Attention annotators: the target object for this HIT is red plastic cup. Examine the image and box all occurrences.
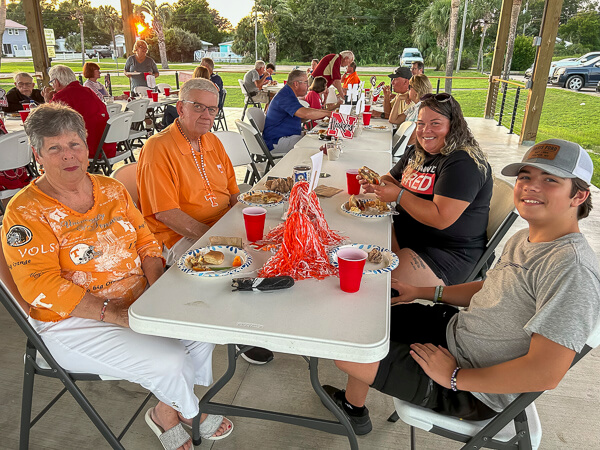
[123,90,130,98]
[283,80,287,85]
[243,207,267,241]
[147,89,153,99]
[21,103,30,111]
[164,87,170,96]
[363,112,372,126]
[346,169,360,195]
[364,104,371,112]
[19,110,30,122]
[152,92,159,102]
[337,248,367,293]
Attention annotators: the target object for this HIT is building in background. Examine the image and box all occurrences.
[2,19,31,57]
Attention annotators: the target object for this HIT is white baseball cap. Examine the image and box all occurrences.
[501,139,593,184]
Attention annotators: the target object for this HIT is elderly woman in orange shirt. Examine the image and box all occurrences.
[2,103,233,450]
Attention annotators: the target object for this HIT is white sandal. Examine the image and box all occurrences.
[145,408,191,450]
[179,412,234,441]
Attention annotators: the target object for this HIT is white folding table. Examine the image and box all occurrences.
[130,145,393,449]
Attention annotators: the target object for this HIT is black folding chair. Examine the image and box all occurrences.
[0,237,153,449]
[213,88,228,131]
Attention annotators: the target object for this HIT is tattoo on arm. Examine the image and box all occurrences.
[409,252,427,271]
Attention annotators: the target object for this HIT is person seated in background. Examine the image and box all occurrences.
[322,138,599,437]
[265,63,277,83]
[4,72,45,112]
[243,60,270,104]
[263,69,332,155]
[201,57,225,109]
[193,65,211,80]
[307,58,319,75]
[411,61,425,76]
[3,103,233,448]
[304,76,341,128]
[82,62,128,101]
[380,66,411,124]
[310,51,354,98]
[395,74,432,145]
[42,65,116,159]
[341,62,360,89]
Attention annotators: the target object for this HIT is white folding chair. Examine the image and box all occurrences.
[213,131,262,192]
[89,111,136,175]
[298,99,309,108]
[125,98,151,146]
[235,120,281,180]
[392,313,600,450]
[106,103,122,117]
[156,83,171,94]
[238,79,262,121]
[246,107,266,133]
[0,131,35,212]
[392,120,416,160]
[111,162,139,206]
[134,86,149,97]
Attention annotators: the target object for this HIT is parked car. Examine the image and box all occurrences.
[524,58,575,79]
[597,80,600,93]
[86,45,113,58]
[551,56,600,90]
[547,52,600,79]
[399,48,423,67]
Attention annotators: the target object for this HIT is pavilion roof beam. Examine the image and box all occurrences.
[120,0,136,58]
[22,0,49,86]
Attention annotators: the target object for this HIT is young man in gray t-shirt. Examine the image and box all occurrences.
[322,139,600,435]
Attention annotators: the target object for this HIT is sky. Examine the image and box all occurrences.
[88,0,253,28]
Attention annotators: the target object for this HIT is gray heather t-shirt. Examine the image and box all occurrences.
[124,55,159,89]
[446,229,600,412]
[243,69,260,96]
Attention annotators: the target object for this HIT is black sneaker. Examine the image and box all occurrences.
[236,345,274,365]
[321,385,373,435]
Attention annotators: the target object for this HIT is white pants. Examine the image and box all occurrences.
[249,91,269,104]
[164,237,196,267]
[272,135,303,155]
[29,316,215,419]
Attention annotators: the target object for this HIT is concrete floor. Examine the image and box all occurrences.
[1,113,600,449]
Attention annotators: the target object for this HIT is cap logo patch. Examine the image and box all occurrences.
[527,144,560,161]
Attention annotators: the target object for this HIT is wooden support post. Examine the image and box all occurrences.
[22,0,50,86]
[484,0,514,119]
[120,0,136,57]
[519,0,564,145]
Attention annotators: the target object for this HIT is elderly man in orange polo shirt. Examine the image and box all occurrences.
[137,78,239,266]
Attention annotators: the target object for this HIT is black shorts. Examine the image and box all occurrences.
[393,220,483,285]
[371,303,497,421]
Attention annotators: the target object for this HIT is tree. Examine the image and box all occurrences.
[445,0,460,93]
[502,0,522,80]
[95,6,121,61]
[232,15,268,60]
[254,0,290,63]
[62,0,92,66]
[170,0,229,45]
[413,0,452,70]
[137,0,171,69]
[559,12,600,50]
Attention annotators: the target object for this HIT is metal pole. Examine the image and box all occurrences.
[498,82,507,126]
[254,2,258,61]
[509,86,521,134]
[436,78,441,94]
[456,0,469,73]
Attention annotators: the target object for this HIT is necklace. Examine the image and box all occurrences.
[175,119,218,207]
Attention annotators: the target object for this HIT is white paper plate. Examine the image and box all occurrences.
[238,190,285,208]
[340,201,395,219]
[178,246,252,277]
[328,244,399,275]
[363,125,390,132]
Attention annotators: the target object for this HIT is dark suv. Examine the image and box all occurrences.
[86,46,113,58]
[551,56,600,90]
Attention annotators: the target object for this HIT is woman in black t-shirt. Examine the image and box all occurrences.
[361,94,492,290]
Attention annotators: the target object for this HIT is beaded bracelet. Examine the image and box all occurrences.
[451,367,461,392]
[100,299,110,322]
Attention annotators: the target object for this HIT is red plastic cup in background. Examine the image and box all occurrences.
[283,80,287,85]
[364,104,371,112]
[337,248,367,293]
[123,90,131,98]
[243,207,267,242]
[346,169,360,195]
[363,112,372,126]
[21,103,30,111]
[152,92,159,102]
[164,87,170,96]
[19,110,30,122]
[146,89,153,99]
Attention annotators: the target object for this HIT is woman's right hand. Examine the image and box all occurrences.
[358,176,376,194]
[391,279,419,305]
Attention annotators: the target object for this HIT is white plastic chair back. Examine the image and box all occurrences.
[111,162,138,206]
[134,86,149,96]
[235,120,266,159]
[106,103,122,117]
[125,98,150,123]
[392,120,416,156]
[0,131,32,171]
[247,107,266,132]
[298,99,309,108]
[487,177,516,240]
[103,111,134,145]
[238,79,251,98]
[325,85,337,104]
[156,83,171,94]
[212,131,253,167]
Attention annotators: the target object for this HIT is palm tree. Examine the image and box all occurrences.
[95,6,121,67]
[137,0,171,69]
[502,0,523,80]
[412,0,451,71]
[445,0,461,93]
[255,0,289,64]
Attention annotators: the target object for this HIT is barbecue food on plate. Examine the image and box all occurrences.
[243,191,284,204]
[265,177,294,194]
[203,250,225,265]
[368,248,383,264]
[358,166,381,185]
[347,196,390,215]
[187,250,225,270]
